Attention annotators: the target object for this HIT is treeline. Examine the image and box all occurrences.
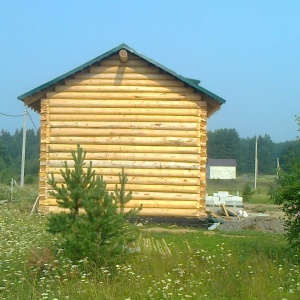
[0,129,40,183]
[208,128,300,175]
[0,127,299,184]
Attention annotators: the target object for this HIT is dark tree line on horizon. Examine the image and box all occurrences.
[208,128,300,175]
[0,127,299,184]
[0,128,40,183]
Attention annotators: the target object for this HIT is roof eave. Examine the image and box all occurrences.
[18,43,226,106]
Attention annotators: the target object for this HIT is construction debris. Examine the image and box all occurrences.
[206,203,249,230]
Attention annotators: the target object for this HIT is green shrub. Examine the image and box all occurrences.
[0,183,10,200]
[47,145,141,266]
[273,153,300,249]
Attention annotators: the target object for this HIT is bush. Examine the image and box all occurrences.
[47,145,142,266]
[273,153,300,249]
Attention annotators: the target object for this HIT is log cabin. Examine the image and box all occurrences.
[18,43,225,219]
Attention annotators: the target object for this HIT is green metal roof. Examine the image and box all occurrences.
[18,43,226,104]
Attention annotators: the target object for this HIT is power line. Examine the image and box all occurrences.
[0,111,39,131]
[27,112,38,132]
[0,112,26,117]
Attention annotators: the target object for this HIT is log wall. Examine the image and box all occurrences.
[39,53,208,217]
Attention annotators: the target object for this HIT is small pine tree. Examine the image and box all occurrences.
[47,145,142,265]
[242,183,254,202]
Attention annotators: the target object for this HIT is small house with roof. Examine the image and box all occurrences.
[207,159,237,180]
[18,44,225,218]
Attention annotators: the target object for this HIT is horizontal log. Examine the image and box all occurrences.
[43,204,202,217]
[109,53,141,60]
[49,174,200,186]
[133,208,203,217]
[47,159,200,170]
[123,200,200,209]
[48,152,200,163]
[50,128,198,138]
[49,183,199,194]
[49,114,199,123]
[65,78,185,87]
[48,107,199,116]
[49,136,199,147]
[47,167,200,178]
[89,66,160,74]
[100,59,149,67]
[75,72,175,81]
[49,121,198,131]
[44,191,200,201]
[49,99,201,109]
[46,91,201,101]
[48,144,200,154]
[54,85,193,94]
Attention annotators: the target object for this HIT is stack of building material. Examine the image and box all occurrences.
[206,191,243,207]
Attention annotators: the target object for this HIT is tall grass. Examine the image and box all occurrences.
[0,186,299,299]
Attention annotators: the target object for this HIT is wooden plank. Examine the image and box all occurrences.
[50,128,198,138]
[226,207,238,217]
[221,203,229,217]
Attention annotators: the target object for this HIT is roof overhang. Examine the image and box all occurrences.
[18,43,226,115]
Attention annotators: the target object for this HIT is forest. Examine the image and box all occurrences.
[208,128,300,174]
[0,128,40,184]
[0,127,299,184]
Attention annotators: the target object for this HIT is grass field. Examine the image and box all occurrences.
[207,175,277,204]
[0,182,299,299]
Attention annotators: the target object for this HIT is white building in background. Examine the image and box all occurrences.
[207,159,237,180]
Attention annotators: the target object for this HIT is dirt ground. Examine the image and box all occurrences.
[141,204,286,234]
[208,203,285,234]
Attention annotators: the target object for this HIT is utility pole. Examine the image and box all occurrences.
[254,137,258,190]
[276,158,280,179]
[20,106,27,188]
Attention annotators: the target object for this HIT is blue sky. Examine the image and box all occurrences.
[1,0,299,142]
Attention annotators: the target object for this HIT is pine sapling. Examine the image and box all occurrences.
[47,145,142,265]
